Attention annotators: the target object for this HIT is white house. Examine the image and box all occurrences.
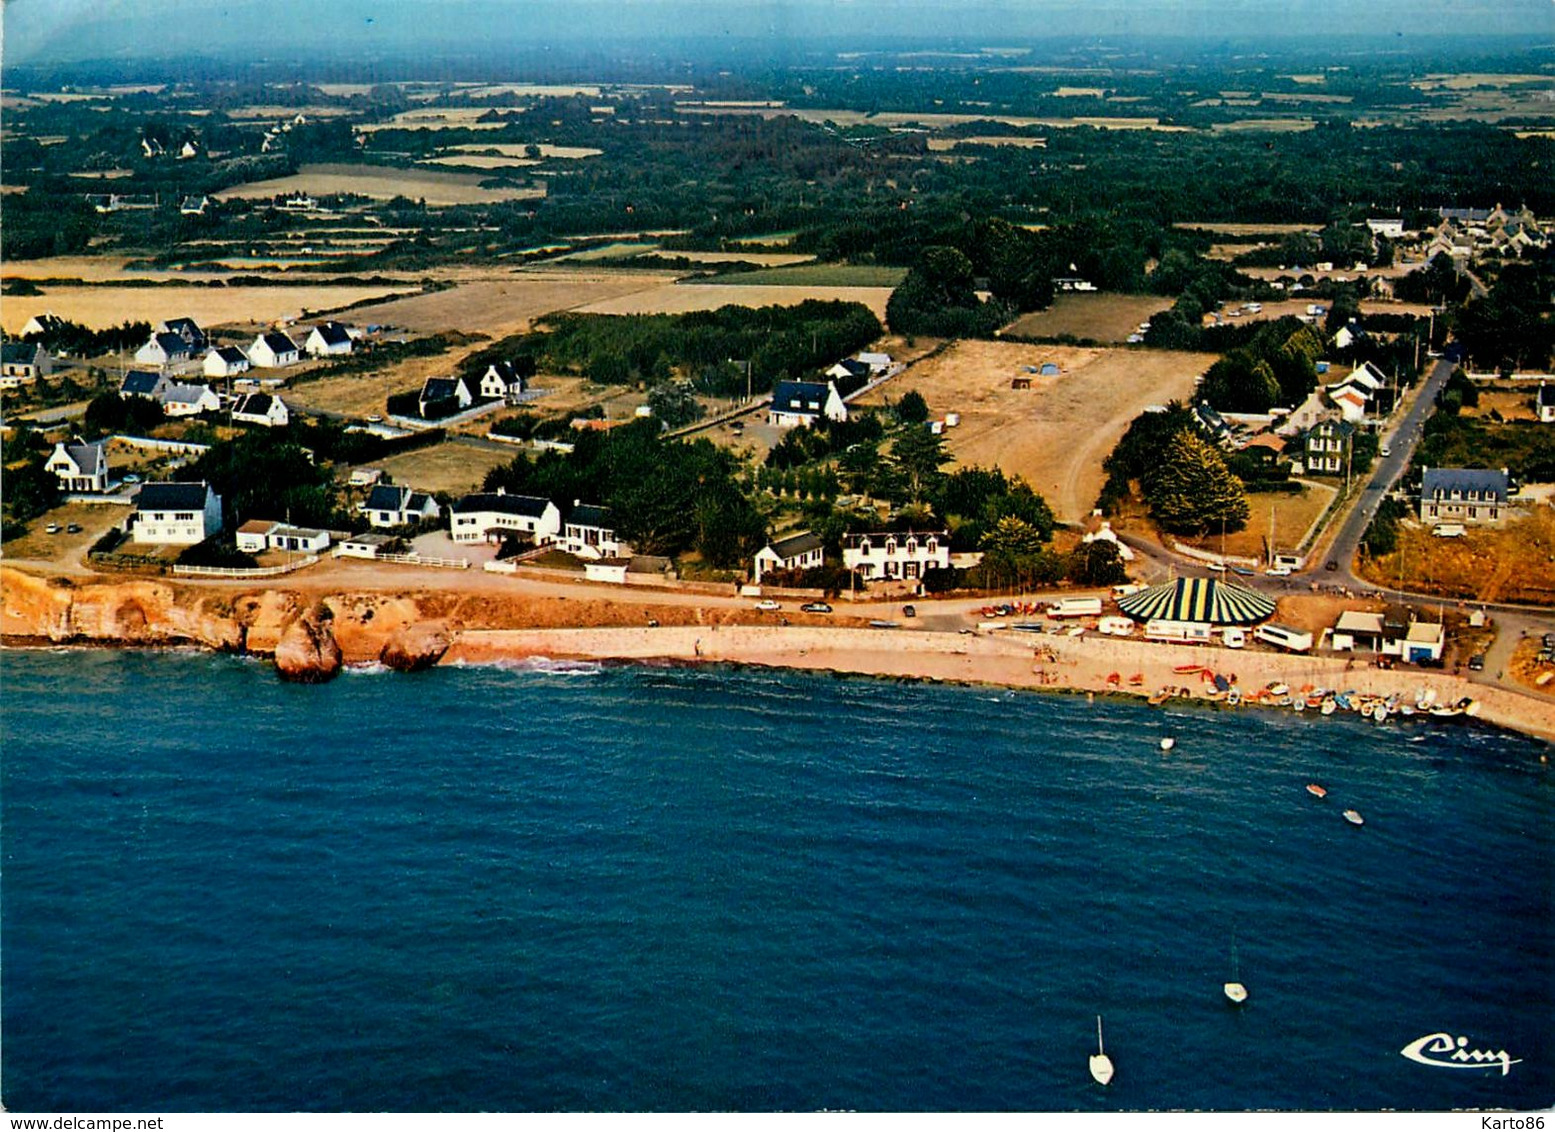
[337,532,395,559]
[158,317,207,351]
[181,195,211,216]
[449,491,562,544]
[768,380,847,428]
[1327,382,1370,423]
[856,352,893,374]
[304,321,354,358]
[1419,467,1509,526]
[131,481,223,545]
[1366,218,1405,238]
[1332,325,1358,351]
[231,392,290,427]
[1081,520,1135,562]
[478,361,529,403]
[159,383,220,417]
[843,530,951,583]
[119,370,168,400]
[1,342,52,387]
[236,519,280,553]
[204,346,250,379]
[361,484,440,529]
[268,524,331,554]
[418,375,477,418]
[45,440,110,494]
[250,331,300,368]
[825,358,871,383]
[134,331,195,368]
[1344,360,1388,392]
[557,503,625,560]
[753,531,825,583]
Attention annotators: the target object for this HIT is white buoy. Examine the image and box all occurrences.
[1160,737,1176,752]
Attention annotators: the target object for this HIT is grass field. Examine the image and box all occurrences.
[575,282,896,320]
[0,284,419,334]
[214,163,545,206]
[444,143,603,159]
[420,155,540,169]
[374,441,519,497]
[854,340,1215,522]
[1358,510,1555,606]
[1001,293,1170,343]
[687,263,903,287]
[1172,481,1337,561]
[342,271,677,337]
[926,136,1048,150]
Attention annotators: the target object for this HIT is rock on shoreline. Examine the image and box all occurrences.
[273,613,343,683]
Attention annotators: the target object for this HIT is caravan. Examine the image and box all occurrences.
[1254,623,1314,653]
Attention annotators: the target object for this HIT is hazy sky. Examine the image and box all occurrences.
[5,0,1555,66]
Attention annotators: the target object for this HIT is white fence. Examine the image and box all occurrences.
[374,552,470,570]
[113,434,212,455]
[173,554,318,578]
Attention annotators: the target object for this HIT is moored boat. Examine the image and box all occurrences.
[1306,783,1328,798]
[1343,809,1365,826]
[1089,1016,1114,1086]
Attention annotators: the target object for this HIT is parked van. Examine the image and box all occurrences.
[1112,583,1148,598]
[1432,524,1466,538]
[1047,597,1104,619]
[1253,623,1314,653]
[1272,553,1304,571]
[1222,627,1247,649]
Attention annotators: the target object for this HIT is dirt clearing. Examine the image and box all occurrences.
[342,271,676,337]
[856,340,1214,522]
[214,163,545,206]
[1003,293,1171,343]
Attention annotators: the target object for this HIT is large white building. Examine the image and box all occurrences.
[843,530,951,583]
[131,482,223,545]
[449,491,562,544]
[46,440,110,494]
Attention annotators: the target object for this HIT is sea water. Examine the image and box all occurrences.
[2,649,1550,1112]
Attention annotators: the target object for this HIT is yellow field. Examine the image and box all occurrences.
[1209,119,1318,133]
[0,284,419,334]
[926,136,1048,150]
[445,143,603,159]
[342,272,677,337]
[420,155,540,169]
[855,340,1215,522]
[374,442,520,497]
[0,255,232,282]
[574,282,894,320]
[214,163,544,206]
[1359,511,1555,607]
[1002,293,1171,343]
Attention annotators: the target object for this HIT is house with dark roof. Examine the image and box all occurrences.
[825,358,871,382]
[1419,467,1510,526]
[768,380,847,428]
[1303,419,1355,476]
[304,321,354,358]
[0,341,52,387]
[204,345,250,379]
[45,440,110,494]
[119,370,169,400]
[360,484,441,529]
[1538,382,1555,424]
[157,318,207,351]
[557,503,625,559]
[478,361,529,404]
[159,382,220,417]
[131,482,223,545]
[449,491,562,544]
[418,375,477,419]
[249,330,300,368]
[842,530,950,585]
[231,392,289,427]
[134,331,195,368]
[753,531,825,583]
[236,519,281,553]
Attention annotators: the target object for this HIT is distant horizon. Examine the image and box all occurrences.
[5,0,1555,70]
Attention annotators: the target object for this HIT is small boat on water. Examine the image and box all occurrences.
[1334,691,1353,711]
[1292,698,1306,713]
[1320,699,1336,716]
[1160,737,1176,752]
[1343,809,1365,826]
[1374,706,1389,723]
[1224,943,1248,1005]
[1267,683,1289,697]
[1429,705,1462,717]
[1359,701,1376,720]
[1306,783,1328,798]
[1089,1016,1115,1086]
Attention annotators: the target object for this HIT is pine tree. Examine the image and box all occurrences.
[1143,429,1250,536]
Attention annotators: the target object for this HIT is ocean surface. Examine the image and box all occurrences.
[2,648,1551,1113]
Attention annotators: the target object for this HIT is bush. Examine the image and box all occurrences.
[176,537,258,569]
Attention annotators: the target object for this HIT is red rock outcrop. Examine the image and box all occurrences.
[273,611,343,683]
[378,621,451,672]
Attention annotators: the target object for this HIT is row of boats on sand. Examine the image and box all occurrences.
[1123,665,1483,723]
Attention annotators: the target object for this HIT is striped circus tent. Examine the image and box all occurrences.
[1116,577,1275,625]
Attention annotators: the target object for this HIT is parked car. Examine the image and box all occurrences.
[1467,654,1486,672]
[1325,560,1339,571]
[1265,565,1292,577]
[1380,444,1391,457]
[800,602,832,614]
[122,474,141,484]
[902,604,916,618]
[1207,562,1227,573]
[66,523,83,534]
[45,523,61,534]
[754,600,781,611]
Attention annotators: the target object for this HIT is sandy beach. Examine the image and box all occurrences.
[445,624,1555,746]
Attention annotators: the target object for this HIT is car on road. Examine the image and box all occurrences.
[1207,562,1227,573]
[45,523,61,534]
[754,600,782,611]
[1265,565,1292,577]
[122,474,141,484]
[366,414,384,423]
[800,602,832,614]
[1380,444,1391,457]
[902,604,916,618]
[1467,654,1486,672]
[66,523,83,533]
[1325,560,1339,571]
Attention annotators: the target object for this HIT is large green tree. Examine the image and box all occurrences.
[1142,430,1250,536]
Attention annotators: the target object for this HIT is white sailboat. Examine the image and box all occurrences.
[1224,942,1248,1005]
[1089,1015,1115,1085]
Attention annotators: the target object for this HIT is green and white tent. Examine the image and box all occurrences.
[1116,577,1275,626]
